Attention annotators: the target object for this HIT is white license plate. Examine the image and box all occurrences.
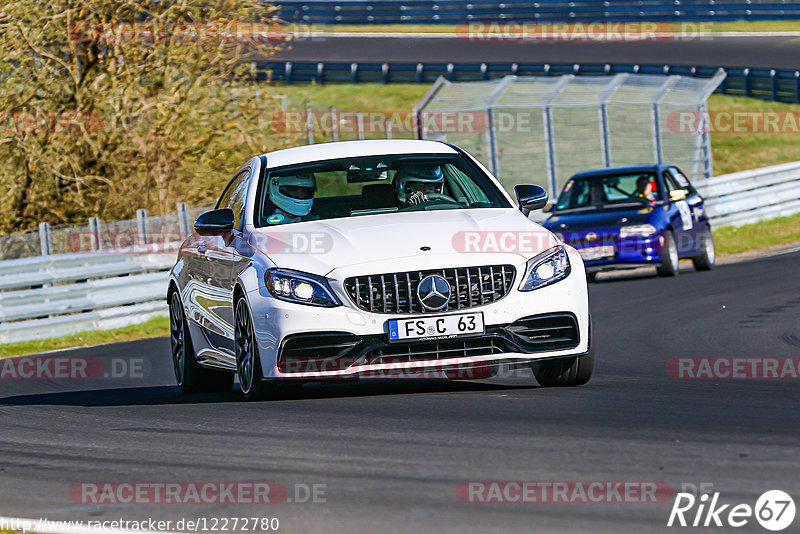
[579,245,615,261]
[388,312,485,342]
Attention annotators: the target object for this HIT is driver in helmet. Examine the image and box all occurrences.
[393,165,445,206]
[265,173,317,225]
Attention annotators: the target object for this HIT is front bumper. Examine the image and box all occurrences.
[244,249,590,379]
[563,231,667,272]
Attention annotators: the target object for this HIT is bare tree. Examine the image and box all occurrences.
[0,0,287,231]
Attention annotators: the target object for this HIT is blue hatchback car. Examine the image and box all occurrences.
[542,164,715,279]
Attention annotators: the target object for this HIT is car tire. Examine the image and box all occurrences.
[656,230,679,277]
[533,331,594,387]
[169,291,234,394]
[235,297,288,401]
[692,227,716,271]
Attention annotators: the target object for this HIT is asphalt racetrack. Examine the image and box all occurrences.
[1,251,799,533]
[277,35,800,70]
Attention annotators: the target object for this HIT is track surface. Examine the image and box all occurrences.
[1,251,799,533]
[278,35,800,69]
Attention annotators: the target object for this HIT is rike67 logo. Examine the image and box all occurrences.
[668,489,795,531]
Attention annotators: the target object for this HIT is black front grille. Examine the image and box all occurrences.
[367,337,503,365]
[344,265,516,314]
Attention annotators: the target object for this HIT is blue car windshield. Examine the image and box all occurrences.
[555,172,660,212]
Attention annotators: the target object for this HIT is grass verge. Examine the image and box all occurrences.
[0,315,169,358]
[712,212,800,256]
[707,94,800,175]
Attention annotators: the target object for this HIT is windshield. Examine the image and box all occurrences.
[255,153,511,226]
[554,171,660,212]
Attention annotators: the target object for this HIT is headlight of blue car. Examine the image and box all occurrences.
[619,224,657,238]
[266,269,342,307]
[519,245,571,291]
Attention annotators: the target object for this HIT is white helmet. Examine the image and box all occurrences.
[394,165,444,204]
[268,174,316,217]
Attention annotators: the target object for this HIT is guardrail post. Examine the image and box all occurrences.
[177,203,190,237]
[446,63,454,81]
[38,222,51,256]
[285,61,293,84]
[89,217,102,251]
[316,62,324,84]
[416,63,424,83]
[382,63,390,84]
[771,70,779,101]
[744,68,751,97]
[795,72,800,104]
[351,62,359,84]
[136,209,149,245]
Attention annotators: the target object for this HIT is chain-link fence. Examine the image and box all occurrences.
[415,72,726,198]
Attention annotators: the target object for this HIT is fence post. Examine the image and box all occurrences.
[651,76,679,165]
[385,119,392,139]
[541,75,574,195]
[136,208,149,245]
[38,222,51,256]
[357,112,365,140]
[88,217,102,251]
[597,74,628,168]
[331,106,339,141]
[306,103,314,144]
[177,203,190,238]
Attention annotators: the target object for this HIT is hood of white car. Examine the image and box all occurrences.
[249,208,558,276]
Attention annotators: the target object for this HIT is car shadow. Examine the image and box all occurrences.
[0,380,537,407]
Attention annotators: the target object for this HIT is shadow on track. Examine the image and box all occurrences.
[0,380,536,407]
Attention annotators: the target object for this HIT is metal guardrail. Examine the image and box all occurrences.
[0,252,174,344]
[695,160,800,227]
[260,61,800,104]
[275,0,800,24]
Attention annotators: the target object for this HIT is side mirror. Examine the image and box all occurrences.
[194,208,235,235]
[514,185,549,216]
[669,189,688,201]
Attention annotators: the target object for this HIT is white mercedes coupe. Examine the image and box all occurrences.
[168,140,593,400]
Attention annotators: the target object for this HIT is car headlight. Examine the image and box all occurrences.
[619,224,657,238]
[265,269,341,307]
[519,245,571,292]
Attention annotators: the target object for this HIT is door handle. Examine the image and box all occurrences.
[197,243,207,254]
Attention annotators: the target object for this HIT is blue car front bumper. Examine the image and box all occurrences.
[560,231,668,272]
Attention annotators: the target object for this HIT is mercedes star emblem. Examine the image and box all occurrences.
[417,275,451,311]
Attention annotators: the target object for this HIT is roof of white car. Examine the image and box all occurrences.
[262,139,457,168]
